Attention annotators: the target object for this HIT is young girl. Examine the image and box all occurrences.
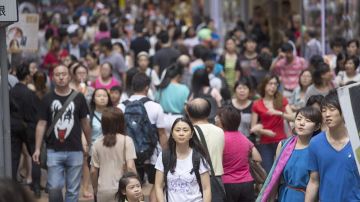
[257,106,322,202]
[154,118,211,202]
[115,172,144,202]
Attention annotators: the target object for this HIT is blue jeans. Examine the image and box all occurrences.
[47,149,83,202]
[257,143,278,173]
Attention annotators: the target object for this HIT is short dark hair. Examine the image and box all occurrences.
[234,77,254,92]
[295,106,322,136]
[0,178,35,202]
[157,31,169,44]
[218,105,241,131]
[16,63,30,81]
[110,85,123,94]
[131,72,151,93]
[330,37,345,49]
[347,39,360,48]
[345,55,360,70]
[306,95,324,107]
[321,89,342,115]
[186,98,211,119]
[309,55,324,68]
[193,45,209,60]
[257,52,272,70]
[312,62,330,86]
[99,21,109,32]
[281,42,294,52]
[100,38,113,50]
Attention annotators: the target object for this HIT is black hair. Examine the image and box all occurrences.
[99,21,109,32]
[166,117,209,173]
[157,63,183,90]
[110,85,123,94]
[16,63,30,81]
[191,69,210,98]
[281,42,294,52]
[344,55,360,70]
[125,67,140,95]
[295,106,322,136]
[233,77,254,92]
[131,72,151,93]
[330,37,346,49]
[157,30,169,44]
[321,89,342,115]
[115,172,142,202]
[312,62,330,86]
[306,95,324,107]
[257,52,272,71]
[346,39,360,48]
[243,35,257,44]
[193,45,209,60]
[110,28,120,38]
[217,105,241,131]
[100,38,113,50]
[309,55,324,68]
[184,26,195,38]
[90,88,113,113]
[0,178,35,202]
[335,52,346,74]
[72,63,88,75]
[186,98,211,119]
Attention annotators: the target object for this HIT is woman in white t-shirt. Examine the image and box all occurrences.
[335,55,360,86]
[154,118,211,202]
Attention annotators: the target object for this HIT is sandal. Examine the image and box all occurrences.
[83,192,94,199]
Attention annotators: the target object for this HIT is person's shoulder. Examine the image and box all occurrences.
[309,131,326,146]
[200,124,224,134]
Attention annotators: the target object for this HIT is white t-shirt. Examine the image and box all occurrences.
[155,149,209,202]
[118,95,167,164]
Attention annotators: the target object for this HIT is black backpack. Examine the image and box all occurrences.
[162,149,202,201]
[123,97,158,165]
[194,87,218,123]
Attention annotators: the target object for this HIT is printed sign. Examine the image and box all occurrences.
[6,14,39,51]
[0,0,18,22]
[338,83,360,175]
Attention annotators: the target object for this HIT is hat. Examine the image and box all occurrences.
[137,51,149,59]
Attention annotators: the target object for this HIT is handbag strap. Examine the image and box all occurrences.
[123,135,126,164]
[194,125,216,177]
[45,90,79,139]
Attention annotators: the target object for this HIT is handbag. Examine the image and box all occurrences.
[194,125,226,202]
[40,91,79,169]
[249,149,267,184]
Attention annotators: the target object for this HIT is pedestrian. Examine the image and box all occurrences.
[115,172,144,202]
[305,90,360,201]
[251,74,294,173]
[118,72,168,202]
[304,63,334,102]
[92,62,121,90]
[289,69,313,111]
[335,55,360,86]
[154,117,211,202]
[32,65,92,202]
[10,63,41,197]
[155,63,189,133]
[258,106,322,201]
[186,98,225,201]
[91,107,137,202]
[216,105,262,202]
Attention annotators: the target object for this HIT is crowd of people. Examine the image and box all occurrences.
[7,1,360,202]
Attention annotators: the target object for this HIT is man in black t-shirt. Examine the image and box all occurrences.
[32,65,91,202]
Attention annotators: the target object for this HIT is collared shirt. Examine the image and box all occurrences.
[273,56,308,91]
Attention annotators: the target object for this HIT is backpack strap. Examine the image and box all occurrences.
[139,96,151,104]
[191,149,203,197]
[123,100,130,106]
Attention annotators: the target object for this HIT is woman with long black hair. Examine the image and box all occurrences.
[154,117,211,202]
[155,63,190,133]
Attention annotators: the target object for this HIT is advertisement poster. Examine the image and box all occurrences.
[338,83,360,175]
[6,13,39,51]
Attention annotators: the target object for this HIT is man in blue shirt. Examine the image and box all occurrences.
[305,90,360,202]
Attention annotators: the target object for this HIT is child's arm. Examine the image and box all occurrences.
[200,172,211,202]
[154,170,165,202]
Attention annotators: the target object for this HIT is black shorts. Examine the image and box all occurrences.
[136,164,156,184]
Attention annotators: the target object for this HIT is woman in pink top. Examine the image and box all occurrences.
[92,62,121,90]
[95,21,110,43]
[216,105,262,202]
